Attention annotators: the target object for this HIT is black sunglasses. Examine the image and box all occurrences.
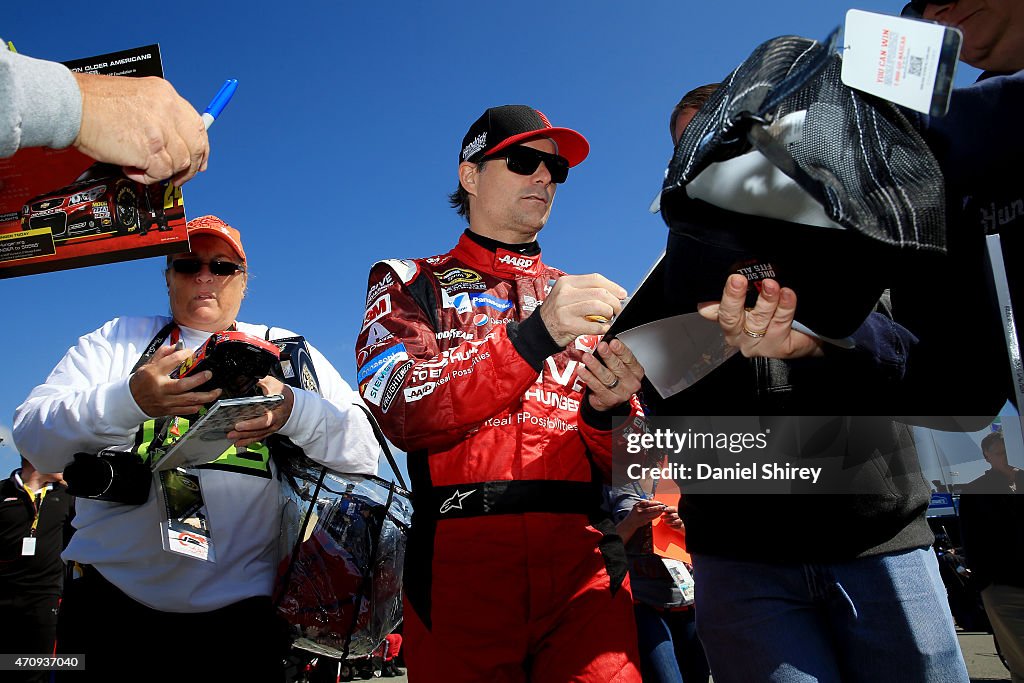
[170,258,246,276]
[492,146,570,184]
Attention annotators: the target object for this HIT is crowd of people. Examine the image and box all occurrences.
[2,0,1023,681]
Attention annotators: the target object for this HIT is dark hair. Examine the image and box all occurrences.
[981,431,1004,455]
[669,83,721,142]
[448,160,487,223]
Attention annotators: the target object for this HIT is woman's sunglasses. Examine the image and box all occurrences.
[493,146,570,184]
[170,258,246,276]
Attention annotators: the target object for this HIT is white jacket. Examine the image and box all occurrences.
[14,315,379,612]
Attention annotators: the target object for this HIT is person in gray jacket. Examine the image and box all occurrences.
[1,45,208,186]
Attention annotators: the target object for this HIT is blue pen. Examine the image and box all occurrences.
[201,79,238,130]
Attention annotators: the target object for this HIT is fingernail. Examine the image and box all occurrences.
[729,275,745,291]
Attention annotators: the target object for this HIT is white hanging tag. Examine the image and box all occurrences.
[841,9,962,116]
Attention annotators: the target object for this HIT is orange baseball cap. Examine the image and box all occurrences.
[185,215,246,262]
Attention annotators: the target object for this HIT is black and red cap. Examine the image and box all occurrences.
[459,105,590,167]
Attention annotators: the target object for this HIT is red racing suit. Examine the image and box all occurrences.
[355,231,641,682]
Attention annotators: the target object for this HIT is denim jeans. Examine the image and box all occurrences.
[634,603,710,683]
[692,547,969,683]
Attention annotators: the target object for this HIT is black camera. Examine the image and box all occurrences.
[64,332,291,506]
[169,330,281,402]
[64,450,151,505]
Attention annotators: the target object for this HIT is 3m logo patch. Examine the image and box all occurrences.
[361,294,392,332]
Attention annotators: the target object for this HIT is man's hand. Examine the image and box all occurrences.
[129,345,222,417]
[616,499,677,542]
[660,504,684,530]
[698,275,824,359]
[579,339,645,411]
[227,376,294,447]
[73,74,209,187]
[540,274,626,347]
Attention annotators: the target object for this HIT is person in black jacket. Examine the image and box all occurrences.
[900,3,1024,675]
[960,430,1024,681]
[0,456,74,683]
[654,83,968,681]
[890,0,1024,422]
[965,432,1024,494]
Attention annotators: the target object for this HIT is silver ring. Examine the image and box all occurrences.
[605,378,620,389]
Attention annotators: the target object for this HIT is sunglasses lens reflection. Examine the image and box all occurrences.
[171,259,243,276]
[171,259,202,274]
[503,148,570,184]
[210,261,243,276]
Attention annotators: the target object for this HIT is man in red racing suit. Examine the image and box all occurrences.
[355,105,644,682]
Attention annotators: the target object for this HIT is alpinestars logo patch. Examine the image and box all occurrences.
[439,488,477,514]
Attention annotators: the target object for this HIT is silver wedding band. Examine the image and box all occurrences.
[605,378,620,389]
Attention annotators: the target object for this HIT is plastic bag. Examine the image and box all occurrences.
[275,473,410,659]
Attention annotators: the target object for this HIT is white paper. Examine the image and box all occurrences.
[617,313,738,398]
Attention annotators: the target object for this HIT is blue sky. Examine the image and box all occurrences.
[0,1,985,480]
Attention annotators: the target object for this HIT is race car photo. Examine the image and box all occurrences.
[19,162,183,244]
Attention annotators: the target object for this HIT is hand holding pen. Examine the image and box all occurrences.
[72,73,236,186]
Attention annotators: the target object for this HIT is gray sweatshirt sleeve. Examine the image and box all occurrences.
[0,46,82,158]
